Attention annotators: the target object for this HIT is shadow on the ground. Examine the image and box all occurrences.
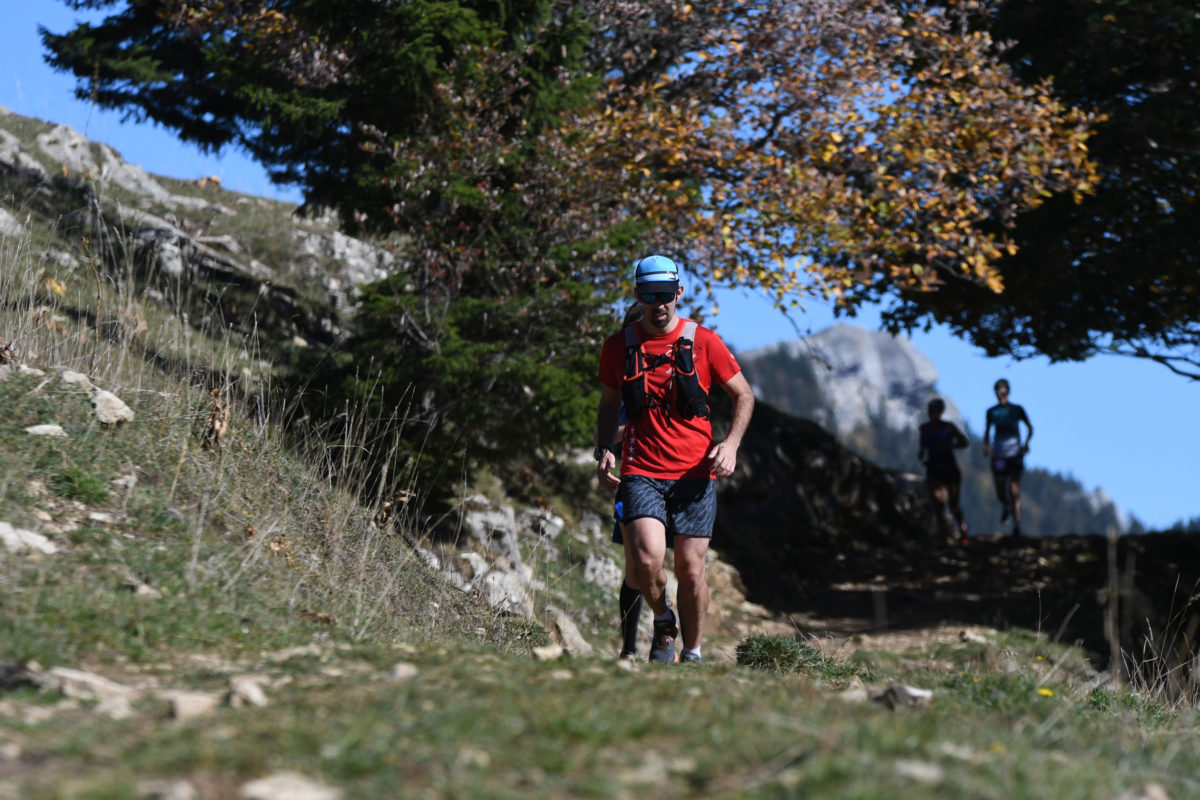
[727,531,1200,672]
[709,395,1200,670]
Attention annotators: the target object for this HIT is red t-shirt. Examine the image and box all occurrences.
[598,319,742,480]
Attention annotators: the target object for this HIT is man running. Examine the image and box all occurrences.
[601,303,673,661]
[983,378,1033,537]
[918,398,969,545]
[595,255,754,664]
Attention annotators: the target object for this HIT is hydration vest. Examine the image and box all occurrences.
[621,320,709,422]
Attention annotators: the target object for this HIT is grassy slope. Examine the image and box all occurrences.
[2,145,1199,797]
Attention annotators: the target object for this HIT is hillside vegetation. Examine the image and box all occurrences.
[2,110,1200,799]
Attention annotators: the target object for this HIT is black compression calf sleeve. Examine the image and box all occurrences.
[619,582,643,654]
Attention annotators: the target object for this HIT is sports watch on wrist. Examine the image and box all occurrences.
[594,446,610,462]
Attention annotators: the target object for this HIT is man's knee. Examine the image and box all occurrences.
[676,561,705,588]
[629,543,663,575]
[673,540,708,584]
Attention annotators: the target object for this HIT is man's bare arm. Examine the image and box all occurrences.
[595,383,623,490]
[595,384,622,451]
[708,371,754,478]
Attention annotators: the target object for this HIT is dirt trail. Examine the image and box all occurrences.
[716,531,1200,668]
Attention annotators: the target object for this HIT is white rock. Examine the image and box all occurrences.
[164,690,220,720]
[122,581,163,599]
[547,606,594,655]
[39,249,78,270]
[36,124,99,175]
[577,510,605,540]
[0,208,27,238]
[0,521,59,554]
[95,694,135,720]
[873,682,934,709]
[532,645,566,661]
[112,472,138,491]
[226,676,269,708]
[463,504,522,565]
[25,424,67,438]
[0,129,49,180]
[240,772,342,800]
[99,143,174,201]
[147,237,186,277]
[518,508,565,540]
[59,369,93,390]
[959,628,990,644]
[413,545,440,571]
[35,124,178,203]
[33,667,138,702]
[478,565,541,616]
[893,759,944,783]
[385,663,419,682]
[90,387,135,424]
[171,194,222,212]
[138,778,198,800]
[196,233,243,253]
[582,552,622,590]
[460,551,490,580]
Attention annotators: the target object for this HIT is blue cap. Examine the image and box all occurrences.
[634,255,679,294]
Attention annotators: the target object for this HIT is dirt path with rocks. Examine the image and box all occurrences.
[710,531,1200,669]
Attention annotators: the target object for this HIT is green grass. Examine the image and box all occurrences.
[4,173,1200,799]
[4,641,1198,799]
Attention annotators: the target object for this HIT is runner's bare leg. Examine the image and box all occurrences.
[627,517,669,614]
[673,534,709,651]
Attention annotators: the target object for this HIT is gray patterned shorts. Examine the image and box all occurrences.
[619,475,716,540]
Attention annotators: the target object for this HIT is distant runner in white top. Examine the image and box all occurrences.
[983,379,1033,537]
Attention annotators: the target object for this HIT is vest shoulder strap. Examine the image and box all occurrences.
[680,320,698,341]
[624,324,640,348]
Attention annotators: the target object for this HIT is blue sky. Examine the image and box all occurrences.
[4,4,1197,530]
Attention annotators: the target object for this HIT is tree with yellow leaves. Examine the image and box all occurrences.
[43,0,1098,494]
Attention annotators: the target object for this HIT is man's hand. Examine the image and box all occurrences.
[707,441,738,478]
[596,450,621,491]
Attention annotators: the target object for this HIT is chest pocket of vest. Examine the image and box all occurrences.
[621,321,709,422]
[673,329,708,419]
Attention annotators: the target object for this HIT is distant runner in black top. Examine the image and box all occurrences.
[918,398,969,545]
[983,378,1033,537]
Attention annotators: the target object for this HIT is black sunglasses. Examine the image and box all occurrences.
[638,290,677,304]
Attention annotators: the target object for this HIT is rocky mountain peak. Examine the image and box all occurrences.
[741,322,964,439]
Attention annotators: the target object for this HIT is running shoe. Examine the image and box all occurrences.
[1011,523,1022,538]
[649,609,679,664]
[619,649,638,661]
[680,651,703,665]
